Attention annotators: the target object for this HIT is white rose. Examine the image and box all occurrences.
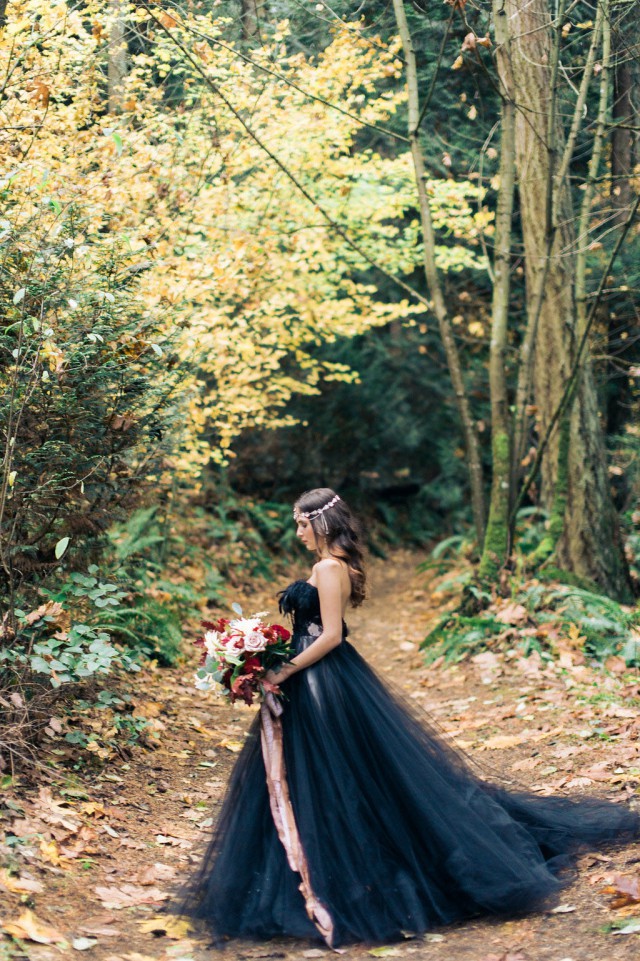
[243,630,267,653]
[204,630,223,657]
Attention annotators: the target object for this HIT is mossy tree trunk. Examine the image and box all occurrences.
[479,0,516,581]
[508,0,632,600]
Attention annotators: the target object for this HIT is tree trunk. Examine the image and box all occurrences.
[607,9,639,431]
[611,11,636,225]
[508,0,631,599]
[108,1,128,115]
[391,0,485,545]
[479,0,516,580]
[241,0,268,40]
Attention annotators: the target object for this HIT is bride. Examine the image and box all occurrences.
[173,488,640,948]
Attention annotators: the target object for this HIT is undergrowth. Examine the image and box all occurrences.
[421,511,640,667]
[421,581,640,667]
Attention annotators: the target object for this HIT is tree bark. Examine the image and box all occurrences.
[108,1,128,115]
[607,7,639,431]
[479,0,516,580]
[508,0,631,599]
[611,15,635,224]
[241,0,268,40]
[391,0,485,545]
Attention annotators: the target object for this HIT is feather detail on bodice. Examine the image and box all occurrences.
[278,579,349,638]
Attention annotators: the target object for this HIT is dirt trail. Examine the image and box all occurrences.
[3,550,640,961]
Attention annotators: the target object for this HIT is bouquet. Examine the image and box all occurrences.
[193,605,293,706]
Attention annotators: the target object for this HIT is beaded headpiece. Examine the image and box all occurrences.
[293,494,341,534]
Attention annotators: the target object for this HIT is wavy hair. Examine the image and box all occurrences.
[294,488,366,607]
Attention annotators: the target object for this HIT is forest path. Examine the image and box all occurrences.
[3,550,640,961]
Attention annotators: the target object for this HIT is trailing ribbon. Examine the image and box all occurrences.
[260,692,335,948]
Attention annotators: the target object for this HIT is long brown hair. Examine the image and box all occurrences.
[294,488,366,607]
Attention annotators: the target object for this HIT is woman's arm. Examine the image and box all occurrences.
[266,560,344,684]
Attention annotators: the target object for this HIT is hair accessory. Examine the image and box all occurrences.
[293,494,341,533]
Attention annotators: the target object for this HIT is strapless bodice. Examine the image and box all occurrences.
[278,579,348,642]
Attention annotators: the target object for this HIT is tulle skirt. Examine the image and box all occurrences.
[171,637,640,946]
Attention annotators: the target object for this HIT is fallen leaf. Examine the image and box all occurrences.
[94,884,168,909]
[119,954,161,961]
[79,925,122,937]
[480,954,528,961]
[155,835,192,848]
[0,868,44,894]
[604,873,640,908]
[550,903,576,913]
[603,705,637,719]
[73,937,98,950]
[495,603,527,625]
[135,862,177,885]
[564,777,593,789]
[80,801,107,817]
[24,601,64,625]
[481,734,524,750]
[605,656,627,674]
[39,839,67,866]
[612,918,640,935]
[218,739,244,752]
[2,908,66,944]
[512,757,542,772]
[137,915,192,939]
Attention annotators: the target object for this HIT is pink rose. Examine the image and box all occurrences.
[243,631,268,653]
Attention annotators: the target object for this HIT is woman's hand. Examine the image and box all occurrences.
[264,663,296,688]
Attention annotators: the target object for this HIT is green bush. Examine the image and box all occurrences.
[0,201,188,612]
[0,190,189,767]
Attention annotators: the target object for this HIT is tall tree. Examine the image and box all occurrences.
[108,0,128,114]
[610,8,639,224]
[478,0,516,580]
[391,0,486,545]
[507,0,631,599]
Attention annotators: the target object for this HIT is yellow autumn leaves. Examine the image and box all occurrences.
[2,1,493,478]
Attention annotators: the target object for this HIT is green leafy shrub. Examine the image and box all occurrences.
[421,613,505,663]
[0,193,189,767]
[0,197,189,614]
[421,578,640,666]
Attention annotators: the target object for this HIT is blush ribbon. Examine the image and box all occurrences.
[260,692,335,948]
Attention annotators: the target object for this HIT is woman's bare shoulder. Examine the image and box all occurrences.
[313,558,350,594]
[313,557,343,573]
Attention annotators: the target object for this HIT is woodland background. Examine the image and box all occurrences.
[1,0,640,770]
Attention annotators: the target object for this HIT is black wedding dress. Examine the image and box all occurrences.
[173,579,640,947]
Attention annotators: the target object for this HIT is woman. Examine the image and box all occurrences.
[174,488,640,948]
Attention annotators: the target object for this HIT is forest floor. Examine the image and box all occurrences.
[2,549,640,961]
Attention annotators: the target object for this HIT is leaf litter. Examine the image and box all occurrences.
[1,550,639,959]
